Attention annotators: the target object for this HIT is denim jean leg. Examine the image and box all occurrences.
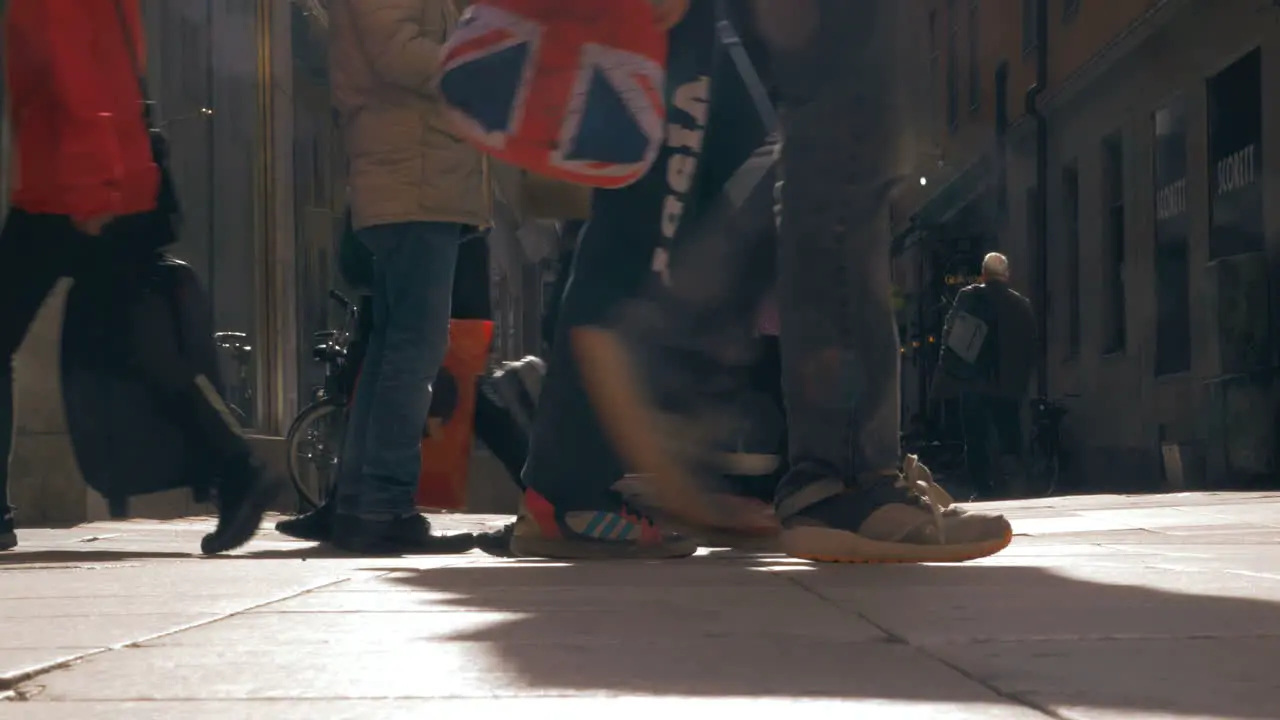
[336,221,461,519]
[767,0,908,510]
[333,278,385,515]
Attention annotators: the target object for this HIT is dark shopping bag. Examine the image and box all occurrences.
[59,1,219,517]
[62,256,227,517]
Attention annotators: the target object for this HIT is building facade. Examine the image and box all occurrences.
[896,0,1280,491]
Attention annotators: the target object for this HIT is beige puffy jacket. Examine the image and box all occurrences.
[330,0,490,230]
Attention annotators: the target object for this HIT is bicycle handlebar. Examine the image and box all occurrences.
[329,289,351,309]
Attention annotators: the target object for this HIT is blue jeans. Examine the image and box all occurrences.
[335,221,462,519]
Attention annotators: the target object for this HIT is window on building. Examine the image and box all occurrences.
[968,0,980,112]
[1153,95,1191,376]
[1022,0,1038,54]
[1101,133,1127,355]
[1207,48,1263,259]
[1063,0,1080,22]
[946,0,959,130]
[928,10,939,130]
[1062,162,1081,358]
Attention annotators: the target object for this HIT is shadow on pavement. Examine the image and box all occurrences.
[366,553,1280,717]
[0,544,360,565]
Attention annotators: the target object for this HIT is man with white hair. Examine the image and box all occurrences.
[936,252,1038,498]
[982,252,1010,279]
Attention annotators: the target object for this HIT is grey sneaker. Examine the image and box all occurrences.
[779,455,1010,564]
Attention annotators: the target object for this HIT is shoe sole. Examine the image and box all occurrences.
[274,525,331,543]
[331,532,481,557]
[201,476,283,555]
[273,515,333,543]
[780,526,1014,564]
[510,533,698,560]
[572,328,779,542]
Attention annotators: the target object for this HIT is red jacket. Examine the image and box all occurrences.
[5,0,159,221]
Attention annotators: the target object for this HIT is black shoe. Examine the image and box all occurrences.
[0,507,15,552]
[475,521,515,557]
[330,513,480,556]
[201,465,283,555]
[275,500,335,542]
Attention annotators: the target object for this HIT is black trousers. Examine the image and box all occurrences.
[960,392,1023,496]
[0,209,253,512]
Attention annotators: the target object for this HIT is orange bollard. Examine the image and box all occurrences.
[416,319,495,510]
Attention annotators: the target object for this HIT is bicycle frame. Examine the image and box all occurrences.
[311,290,362,404]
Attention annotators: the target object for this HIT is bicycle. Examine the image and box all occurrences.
[284,290,362,510]
[213,331,254,426]
[1026,396,1069,497]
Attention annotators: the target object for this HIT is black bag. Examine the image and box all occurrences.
[60,1,221,517]
[62,258,225,516]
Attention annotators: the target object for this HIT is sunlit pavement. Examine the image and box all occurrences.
[3,493,1280,719]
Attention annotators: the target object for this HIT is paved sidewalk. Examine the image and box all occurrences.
[2,493,1280,719]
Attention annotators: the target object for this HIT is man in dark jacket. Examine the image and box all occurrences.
[936,253,1037,498]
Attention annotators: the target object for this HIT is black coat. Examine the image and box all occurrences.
[934,280,1037,400]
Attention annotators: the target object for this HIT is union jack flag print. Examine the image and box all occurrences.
[439,0,668,189]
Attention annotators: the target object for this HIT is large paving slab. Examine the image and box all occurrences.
[1,495,1279,718]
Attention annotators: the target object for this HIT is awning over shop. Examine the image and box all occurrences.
[913,152,993,228]
[892,151,993,258]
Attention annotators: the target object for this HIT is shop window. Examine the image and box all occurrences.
[928,10,939,131]
[1061,162,1081,359]
[1207,48,1263,260]
[1101,132,1127,355]
[1153,95,1191,376]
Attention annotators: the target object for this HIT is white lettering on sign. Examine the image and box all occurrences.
[1216,144,1257,196]
[1155,178,1186,221]
[653,76,711,282]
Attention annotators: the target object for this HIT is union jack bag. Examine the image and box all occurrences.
[438,0,668,189]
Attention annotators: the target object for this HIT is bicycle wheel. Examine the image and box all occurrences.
[1026,441,1059,498]
[285,399,345,510]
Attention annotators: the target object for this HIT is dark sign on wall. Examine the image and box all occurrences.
[1207,48,1263,260]
[1153,94,1191,376]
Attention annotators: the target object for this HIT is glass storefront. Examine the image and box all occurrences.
[142,0,270,429]
[1,1,306,435]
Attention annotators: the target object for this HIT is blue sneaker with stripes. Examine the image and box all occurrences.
[508,488,698,559]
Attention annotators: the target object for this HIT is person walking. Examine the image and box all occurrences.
[579,0,1013,564]
[504,0,778,559]
[936,252,1038,498]
[0,0,279,554]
